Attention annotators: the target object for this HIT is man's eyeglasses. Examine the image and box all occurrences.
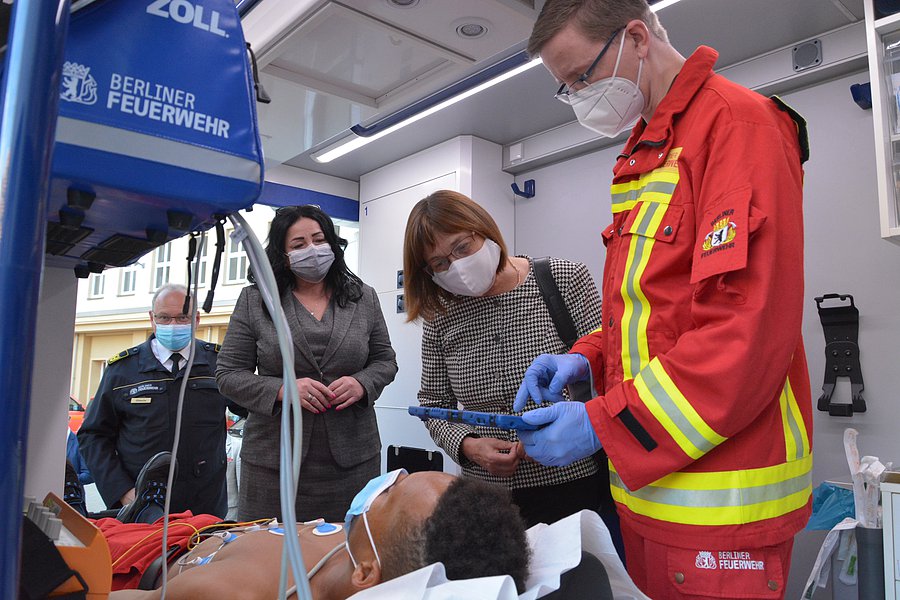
[153,314,192,325]
[425,233,480,274]
[555,27,623,102]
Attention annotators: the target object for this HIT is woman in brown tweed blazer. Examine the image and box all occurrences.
[216,205,397,522]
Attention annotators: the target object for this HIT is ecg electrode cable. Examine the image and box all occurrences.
[228,213,310,600]
[159,231,205,600]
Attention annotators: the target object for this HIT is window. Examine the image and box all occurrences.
[118,265,137,296]
[153,243,172,291]
[88,359,106,400]
[334,218,360,275]
[87,273,105,298]
[224,229,248,284]
[194,238,210,288]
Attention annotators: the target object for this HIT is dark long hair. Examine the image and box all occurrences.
[248,205,363,307]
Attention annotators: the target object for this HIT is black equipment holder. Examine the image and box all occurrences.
[386,445,443,473]
[815,293,866,416]
[19,516,88,600]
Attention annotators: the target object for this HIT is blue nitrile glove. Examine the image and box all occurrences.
[518,402,602,467]
[513,353,590,411]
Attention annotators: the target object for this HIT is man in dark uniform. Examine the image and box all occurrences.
[79,283,236,518]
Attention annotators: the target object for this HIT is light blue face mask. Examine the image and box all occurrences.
[155,323,192,351]
[344,469,406,568]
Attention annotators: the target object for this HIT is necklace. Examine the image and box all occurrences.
[294,289,328,318]
[512,259,523,287]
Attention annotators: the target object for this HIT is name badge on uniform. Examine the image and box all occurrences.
[126,382,165,396]
[130,397,152,404]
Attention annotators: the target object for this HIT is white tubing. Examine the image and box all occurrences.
[228,213,311,600]
[160,232,206,599]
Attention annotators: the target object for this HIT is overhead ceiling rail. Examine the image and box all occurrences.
[310,49,542,162]
[351,50,531,137]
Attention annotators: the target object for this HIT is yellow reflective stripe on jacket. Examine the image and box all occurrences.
[633,359,727,459]
[614,158,680,380]
[620,201,666,378]
[779,375,810,461]
[609,454,813,526]
[610,170,680,214]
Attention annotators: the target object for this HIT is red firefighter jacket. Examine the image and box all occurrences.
[573,46,813,548]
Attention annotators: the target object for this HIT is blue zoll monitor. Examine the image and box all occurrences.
[48,0,264,270]
[408,406,541,431]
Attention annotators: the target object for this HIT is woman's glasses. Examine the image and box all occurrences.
[425,233,480,274]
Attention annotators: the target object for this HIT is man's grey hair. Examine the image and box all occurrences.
[151,283,188,311]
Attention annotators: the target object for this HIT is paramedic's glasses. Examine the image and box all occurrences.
[425,233,480,274]
[153,314,192,324]
[554,27,623,102]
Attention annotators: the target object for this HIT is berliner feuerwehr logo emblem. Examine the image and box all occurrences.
[701,217,737,252]
[695,551,718,569]
[60,61,98,105]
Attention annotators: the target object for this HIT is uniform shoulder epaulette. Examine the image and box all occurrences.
[203,342,221,353]
[107,347,138,365]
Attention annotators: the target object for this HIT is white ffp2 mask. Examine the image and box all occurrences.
[566,30,645,137]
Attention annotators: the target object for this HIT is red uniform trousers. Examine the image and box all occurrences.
[621,520,793,599]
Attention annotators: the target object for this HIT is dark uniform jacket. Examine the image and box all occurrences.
[78,337,231,517]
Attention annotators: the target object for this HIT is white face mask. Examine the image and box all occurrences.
[431,238,501,297]
[565,30,645,137]
[287,243,335,283]
[344,469,406,568]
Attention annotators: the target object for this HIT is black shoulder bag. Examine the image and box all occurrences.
[531,257,592,401]
[531,257,612,492]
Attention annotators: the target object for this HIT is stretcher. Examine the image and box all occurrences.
[349,510,648,600]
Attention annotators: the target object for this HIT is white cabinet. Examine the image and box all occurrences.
[360,173,457,294]
[864,0,900,242]
[882,479,900,598]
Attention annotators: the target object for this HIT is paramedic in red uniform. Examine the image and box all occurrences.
[513,1,812,598]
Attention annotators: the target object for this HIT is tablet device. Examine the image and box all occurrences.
[408,406,541,431]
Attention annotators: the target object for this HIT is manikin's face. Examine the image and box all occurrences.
[346,471,454,560]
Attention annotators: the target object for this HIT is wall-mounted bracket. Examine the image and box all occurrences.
[815,293,866,417]
[511,179,535,198]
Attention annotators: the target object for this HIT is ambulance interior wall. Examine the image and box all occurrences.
[24,266,77,504]
[510,71,894,600]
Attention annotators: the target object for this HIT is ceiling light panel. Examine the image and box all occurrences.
[264,2,472,105]
[342,0,538,58]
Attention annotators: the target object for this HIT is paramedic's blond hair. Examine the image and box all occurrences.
[527,0,668,58]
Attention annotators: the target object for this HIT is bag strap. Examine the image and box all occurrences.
[532,257,592,403]
[533,257,579,349]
